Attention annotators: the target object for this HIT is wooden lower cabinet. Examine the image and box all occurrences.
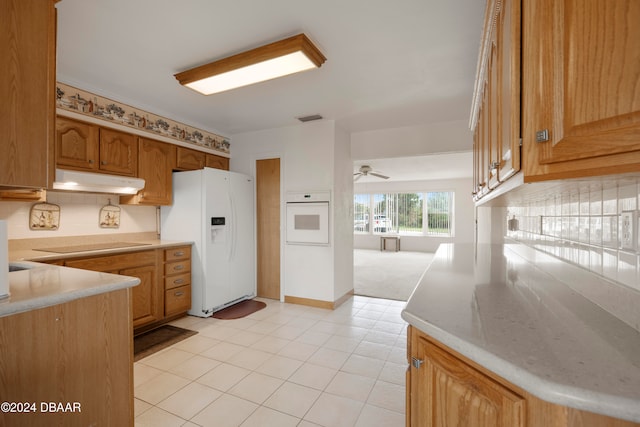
[125,263,161,328]
[63,246,192,332]
[163,245,192,317]
[407,326,640,427]
[408,326,524,427]
[0,288,134,426]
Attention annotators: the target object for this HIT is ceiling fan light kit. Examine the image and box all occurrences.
[354,165,390,181]
[174,33,326,95]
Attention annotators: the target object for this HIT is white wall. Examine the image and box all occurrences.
[230,120,352,303]
[353,178,475,252]
[0,192,157,240]
[332,125,354,300]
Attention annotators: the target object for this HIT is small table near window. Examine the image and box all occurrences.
[380,235,401,252]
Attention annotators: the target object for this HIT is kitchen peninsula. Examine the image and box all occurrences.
[402,243,640,426]
[1,261,138,426]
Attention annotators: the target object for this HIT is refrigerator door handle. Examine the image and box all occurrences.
[228,193,235,262]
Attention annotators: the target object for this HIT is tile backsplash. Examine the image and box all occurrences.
[505,180,640,292]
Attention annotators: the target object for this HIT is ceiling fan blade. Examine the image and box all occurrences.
[354,174,363,182]
[370,172,389,179]
[353,172,362,176]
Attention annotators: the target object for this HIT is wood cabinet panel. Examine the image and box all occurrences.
[126,264,161,327]
[165,245,191,262]
[0,289,133,426]
[165,259,190,276]
[65,250,157,271]
[55,116,100,171]
[471,0,521,201]
[522,0,640,181]
[64,250,162,330]
[163,246,192,316]
[165,285,191,316]
[176,146,205,170]
[206,153,230,170]
[120,137,175,206]
[407,326,640,427]
[55,116,139,177]
[409,326,524,427]
[0,0,56,188]
[165,272,191,290]
[98,127,137,176]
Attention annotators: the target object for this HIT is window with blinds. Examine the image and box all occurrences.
[354,191,453,237]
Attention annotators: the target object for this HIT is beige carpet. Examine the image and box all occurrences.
[354,249,435,301]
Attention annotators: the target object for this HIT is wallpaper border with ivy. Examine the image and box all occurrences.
[56,82,230,154]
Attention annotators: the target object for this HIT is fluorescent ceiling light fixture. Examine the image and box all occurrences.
[175,33,326,95]
[53,169,145,194]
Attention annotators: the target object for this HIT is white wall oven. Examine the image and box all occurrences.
[285,191,330,245]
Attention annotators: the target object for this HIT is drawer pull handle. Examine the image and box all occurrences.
[173,278,184,285]
[173,251,185,257]
[174,291,184,297]
[173,265,184,270]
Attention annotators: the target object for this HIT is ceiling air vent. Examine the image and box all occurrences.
[297,114,323,123]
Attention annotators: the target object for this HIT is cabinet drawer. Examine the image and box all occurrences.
[165,259,190,275]
[165,246,191,262]
[165,285,191,316]
[165,272,191,290]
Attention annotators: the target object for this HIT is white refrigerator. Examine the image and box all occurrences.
[160,167,255,317]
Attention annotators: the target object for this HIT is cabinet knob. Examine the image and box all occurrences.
[411,357,423,369]
[101,161,107,165]
[173,264,184,271]
[88,159,94,164]
[536,129,550,143]
[174,291,184,297]
[173,251,185,257]
[173,278,184,285]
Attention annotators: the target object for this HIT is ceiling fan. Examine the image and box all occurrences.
[354,165,389,181]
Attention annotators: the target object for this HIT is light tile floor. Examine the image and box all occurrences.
[134,296,407,427]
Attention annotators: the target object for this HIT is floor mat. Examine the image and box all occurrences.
[134,325,197,361]
[212,299,266,320]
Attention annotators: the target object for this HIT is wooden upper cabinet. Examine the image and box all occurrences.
[175,146,206,170]
[98,127,137,176]
[55,116,137,176]
[56,117,100,171]
[495,0,521,182]
[471,0,521,201]
[0,0,56,188]
[206,153,230,170]
[121,137,175,206]
[522,0,640,181]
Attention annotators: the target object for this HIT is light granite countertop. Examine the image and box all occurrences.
[9,235,192,263]
[402,243,640,423]
[1,261,139,318]
[3,233,193,318]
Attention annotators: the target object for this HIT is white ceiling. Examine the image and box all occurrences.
[55,0,484,181]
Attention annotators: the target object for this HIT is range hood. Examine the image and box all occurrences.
[53,169,145,194]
